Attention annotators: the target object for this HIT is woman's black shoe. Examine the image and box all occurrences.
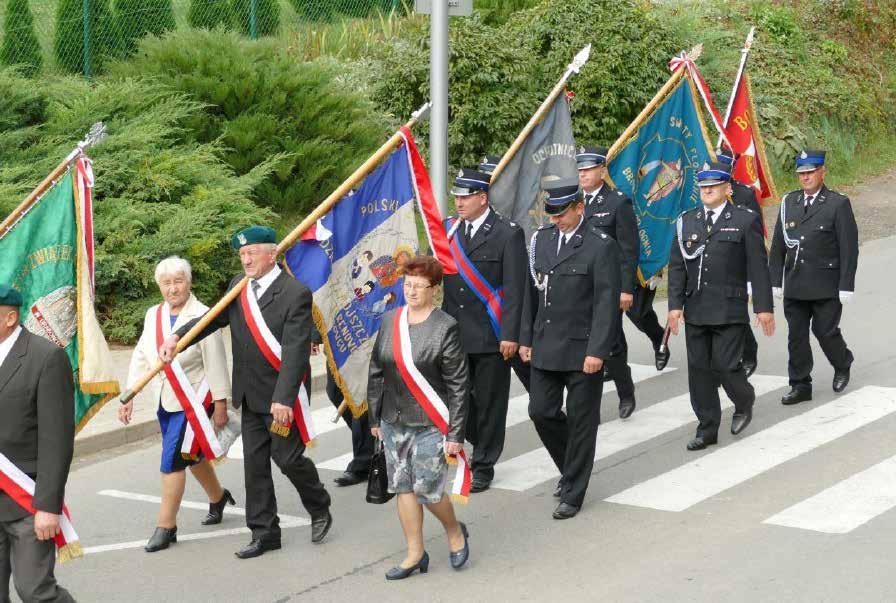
[202,489,236,526]
[450,523,470,569]
[144,526,177,552]
[386,551,429,580]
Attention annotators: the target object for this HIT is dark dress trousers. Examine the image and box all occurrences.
[520,222,621,508]
[730,180,763,362]
[442,210,528,481]
[668,203,773,440]
[0,328,75,603]
[178,269,330,543]
[585,184,639,400]
[768,186,858,387]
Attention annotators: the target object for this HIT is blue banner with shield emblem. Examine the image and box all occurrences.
[608,75,715,283]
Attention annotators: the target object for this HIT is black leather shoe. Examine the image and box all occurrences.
[618,397,636,419]
[833,367,850,393]
[552,502,580,520]
[655,346,670,371]
[470,477,491,493]
[742,359,757,378]
[449,523,470,569]
[686,436,718,451]
[311,511,333,544]
[202,489,235,525]
[731,408,753,435]
[385,551,429,580]
[144,526,177,553]
[235,538,281,559]
[781,387,812,405]
[334,471,368,487]
[552,479,564,498]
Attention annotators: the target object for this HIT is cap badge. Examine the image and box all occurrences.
[237,233,247,245]
[800,151,808,159]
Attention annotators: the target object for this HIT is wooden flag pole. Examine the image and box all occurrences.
[119,102,433,405]
[489,44,592,185]
[716,27,756,150]
[0,123,107,240]
[606,44,703,163]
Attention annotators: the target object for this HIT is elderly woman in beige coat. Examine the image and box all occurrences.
[120,256,235,553]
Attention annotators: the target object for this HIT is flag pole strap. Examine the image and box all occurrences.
[119,103,433,405]
[0,123,106,240]
[489,45,592,184]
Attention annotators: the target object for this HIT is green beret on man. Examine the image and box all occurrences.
[231,225,277,250]
[0,284,23,307]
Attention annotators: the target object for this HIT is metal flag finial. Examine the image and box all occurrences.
[78,122,107,151]
[569,44,592,75]
[412,102,432,122]
[688,44,704,62]
[745,26,756,50]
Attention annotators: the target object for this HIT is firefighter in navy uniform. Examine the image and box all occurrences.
[667,163,775,451]
[478,154,533,393]
[769,150,858,405]
[576,146,639,419]
[441,168,529,493]
[718,150,763,377]
[519,178,621,519]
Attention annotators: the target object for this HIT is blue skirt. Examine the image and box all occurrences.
[157,404,200,474]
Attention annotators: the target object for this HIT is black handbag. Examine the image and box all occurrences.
[366,439,395,504]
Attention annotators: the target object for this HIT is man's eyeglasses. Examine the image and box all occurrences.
[403,282,433,291]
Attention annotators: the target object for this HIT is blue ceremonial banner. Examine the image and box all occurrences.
[608,75,715,283]
[285,147,420,416]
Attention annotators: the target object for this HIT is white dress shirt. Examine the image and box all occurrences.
[252,264,282,300]
[557,217,584,253]
[584,183,604,205]
[0,326,22,369]
[464,207,491,240]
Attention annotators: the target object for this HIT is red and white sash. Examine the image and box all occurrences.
[155,304,223,461]
[392,306,471,502]
[239,286,316,445]
[0,452,81,562]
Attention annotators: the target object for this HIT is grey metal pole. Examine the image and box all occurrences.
[429,0,449,215]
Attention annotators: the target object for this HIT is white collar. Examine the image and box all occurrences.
[0,325,23,368]
[703,204,724,218]
[585,183,604,200]
[559,216,584,242]
[251,264,282,299]
[465,207,491,237]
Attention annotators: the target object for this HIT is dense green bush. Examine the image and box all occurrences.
[54,0,121,74]
[232,0,280,37]
[188,0,233,30]
[1,0,43,77]
[0,70,276,341]
[116,0,176,56]
[110,30,390,225]
[288,0,404,22]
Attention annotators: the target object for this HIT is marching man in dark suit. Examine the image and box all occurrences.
[668,163,775,451]
[160,226,332,559]
[769,150,859,404]
[577,146,640,418]
[0,284,76,602]
[519,178,621,519]
[718,149,764,377]
[442,168,528,493]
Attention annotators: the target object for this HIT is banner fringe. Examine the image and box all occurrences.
[311,304,368,419]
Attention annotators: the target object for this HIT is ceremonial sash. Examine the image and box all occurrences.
[0,453,81,562]
[445,218,504,340]
[155,304,223,461]
[239,286,316,445]
[392,306,471,502]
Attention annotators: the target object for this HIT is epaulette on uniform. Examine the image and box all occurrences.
[538,223,554,231]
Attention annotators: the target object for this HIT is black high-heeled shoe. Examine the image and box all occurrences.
[450,523,470,569]
[385,551,429,580]
[144,526,177,553]
[202,489,235,526]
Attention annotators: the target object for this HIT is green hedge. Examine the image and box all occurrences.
[1,0,42,77]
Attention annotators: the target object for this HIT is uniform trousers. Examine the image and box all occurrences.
[626,284,665,349]
[528,367,603,508]
[326,368,374,475]
[240,406,331,543]
[605,310,635,400]
[0,515,74,603]
[509,354,531,392]
[684,323,755,440]
[783,297,853,388]
[743,326,758,364]
[464,352,511,481]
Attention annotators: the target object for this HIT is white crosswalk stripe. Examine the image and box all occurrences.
[491,374,787,492]
[315,363,674,472]
[605,386,896,512]
[763,452,896,534]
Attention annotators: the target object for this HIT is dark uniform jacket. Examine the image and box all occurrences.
[0,328,75,521]
[178,268,312,415]
[520,221,622,372]
[669,202,773,325]
[442,210,528,354]
[367,309,468,443]
[584,184,639,294]
[730,180,762,214]
[768,186,859,300]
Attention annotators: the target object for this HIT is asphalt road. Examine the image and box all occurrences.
[52,234,896,603]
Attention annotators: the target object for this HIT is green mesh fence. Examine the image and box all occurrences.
[0,0,405,77]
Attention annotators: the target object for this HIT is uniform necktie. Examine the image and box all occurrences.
[706,210,716,233]
[466,222,473,243]
[804,194,814,214]
[585,193,594,205]
[557,233,568,256]
[251,279,261,301]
